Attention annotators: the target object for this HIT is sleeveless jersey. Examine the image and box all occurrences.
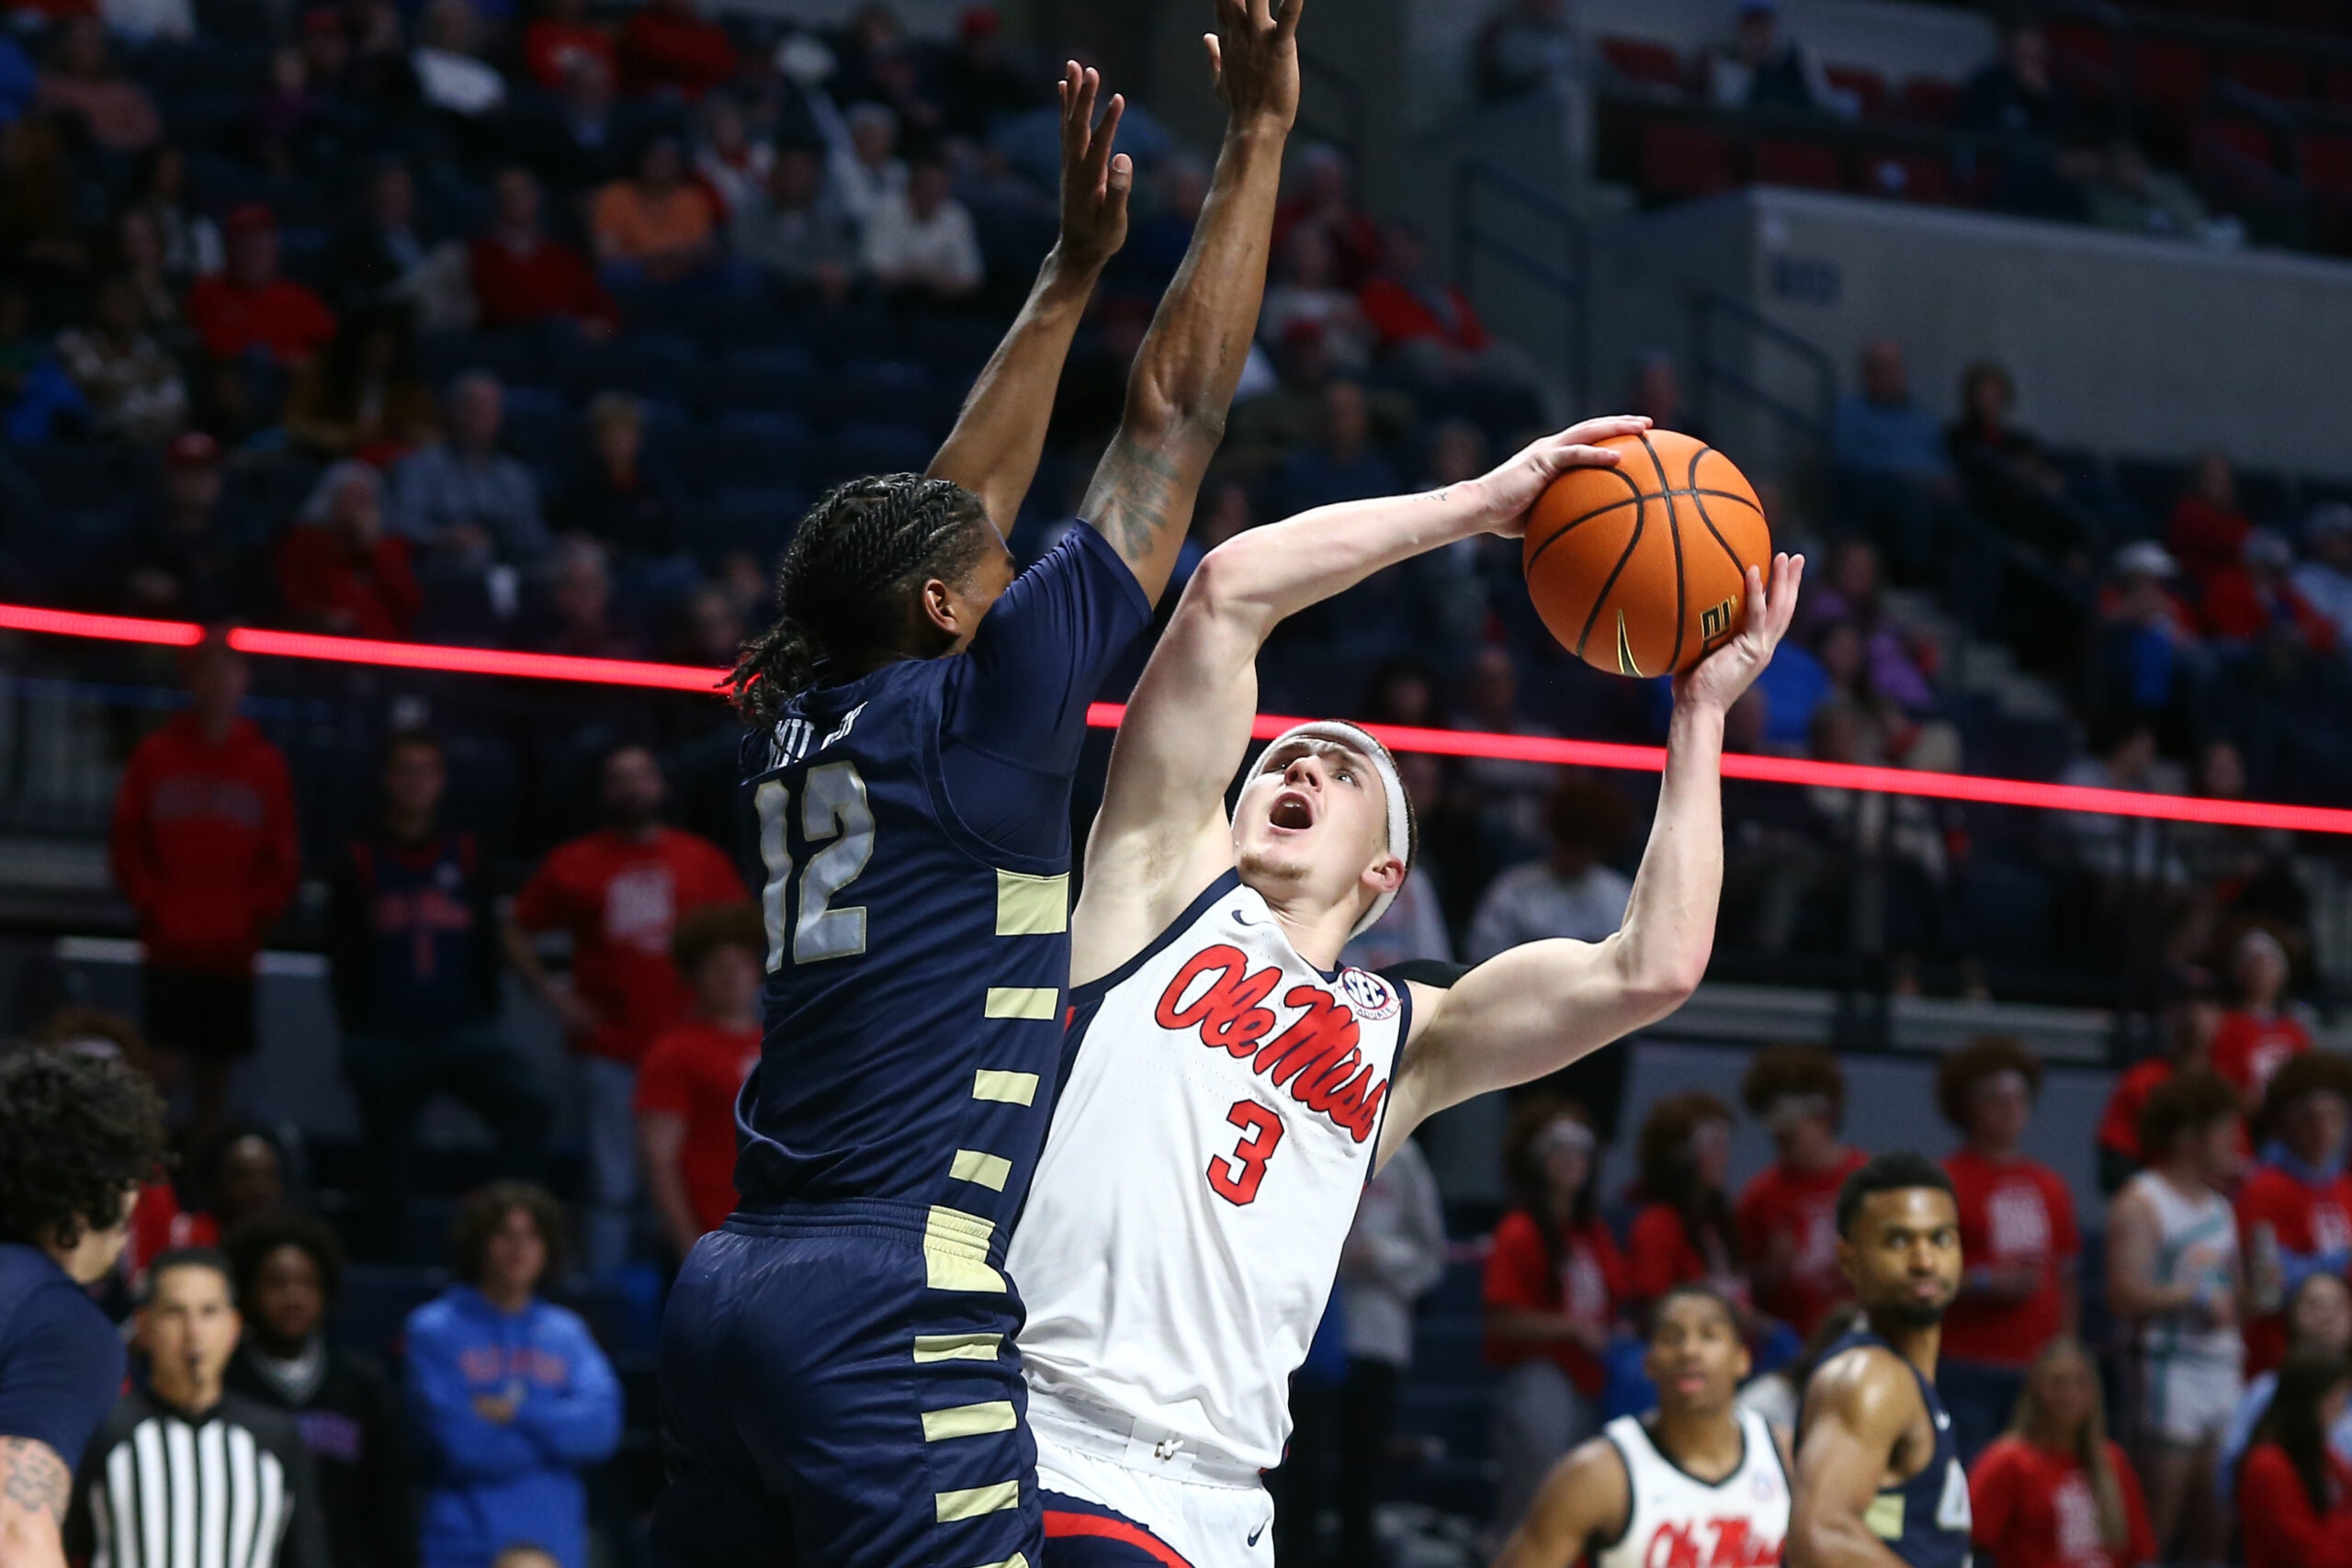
[733,655,1076,1291]
[1806,1330,1973,1568]
[1009,871,1411,1476]
[344,830,489,1032]
[1594,1408,1788,1568]
[2121,1169,2243,1371]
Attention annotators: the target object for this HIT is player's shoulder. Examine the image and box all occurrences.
[1804,1338,1921,1427]
[1547,1427,1635,1516]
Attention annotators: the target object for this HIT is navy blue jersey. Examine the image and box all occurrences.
[1805,1329,1973,1568]
[0,1241,126,1467]
[329,830,499,1034]
[734,525,1150,1263]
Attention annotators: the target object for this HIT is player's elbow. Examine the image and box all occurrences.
[1120,368,1229,458]
[1615,942,1707,1021]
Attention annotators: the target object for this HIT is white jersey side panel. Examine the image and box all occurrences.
[1008,873,1409,1475]
[1595,1408,1790,1568]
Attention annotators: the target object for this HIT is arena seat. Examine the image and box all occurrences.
[2043,21,2120,107]
[688,486,811,568]
[2303,131,2352,194]
[2133,38,2212,115]
[820,423,936,487]
[674,412,810,496]
[692,345,820,419]
[1638,119,1740,201]
[1752,138,1846,192]
[555,332,695,405]
[2195,116,2281,177]
[1600,36,1685,93]
[1896,76,1962,126]
[2227,51,2312,102]
[825,359,948,434]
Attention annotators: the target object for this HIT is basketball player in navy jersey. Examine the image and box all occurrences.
[649,5,1304,1565]
[1789,1153,1972,1568]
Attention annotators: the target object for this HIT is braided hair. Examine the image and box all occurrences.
[732,475,998,725]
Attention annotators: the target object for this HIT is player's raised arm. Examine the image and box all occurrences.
[1491,1439,1631,1568]
[1376,553,1801,1165]
[1079,0,1301,604]
[925,62,1131,531]
[1071,420,1646,981]
[1787,1352,1919,1568]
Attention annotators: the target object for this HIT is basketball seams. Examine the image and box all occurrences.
[1525,467,1645,578]
[1644,433,1687,675]
[1574,483,1648,665]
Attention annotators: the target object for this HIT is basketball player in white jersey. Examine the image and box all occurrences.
[1003,413,1803,1567]
[1496,1285,1791,1568]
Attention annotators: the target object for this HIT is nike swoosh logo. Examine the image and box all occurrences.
[1247,1521,1267,1547]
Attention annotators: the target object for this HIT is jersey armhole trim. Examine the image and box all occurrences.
[1363,979,1411,1184]
[1069,870,1244,1010]
[1590,1431,1638,1556]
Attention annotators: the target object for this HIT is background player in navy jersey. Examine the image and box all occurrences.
[1789,1154,1973,1568]
[649,3,1303,1564]
[0,1051,168,1568]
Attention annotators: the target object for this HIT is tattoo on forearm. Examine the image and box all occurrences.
[1085,436,1190,565]
[0,1438,70,1524]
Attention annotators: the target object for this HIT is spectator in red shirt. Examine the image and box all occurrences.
[617,0,737,101]
[187,206,338,367]
[2167,450,2252,601]
[469,166,617,338]
[1969,1336,2157,1568]
[275,461,422,638]
[634,903,762,1261]
[1272,143,1381,289]
[2099,965,2222,1190]
[1358,221,1488,362]
[521,0,612,93]
[2216,926,2310,1105]
[1939,1035,2083,1461]
[1736,1044,1868,1339]
[108,632,299,1150]
[1626,1091,1747,1317]
[2201,529,2338,654]
[1482,1099,1627,1529]
[2239,1352,2352,1568]
[503,743,744,1273]
[2240,1052,2352,1375]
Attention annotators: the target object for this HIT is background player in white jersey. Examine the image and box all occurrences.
[1004,414,1802,1567]
[1495,1284,1791,1568]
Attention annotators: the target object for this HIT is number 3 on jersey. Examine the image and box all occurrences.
[754,763,876,971]
[1207,1100,1283,1206]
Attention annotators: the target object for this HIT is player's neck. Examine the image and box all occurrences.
[1652,1405,1746,1483]
[1861,1309,1941,1379]
[1260,888,1351,972]
[1967,1134,2020,1163]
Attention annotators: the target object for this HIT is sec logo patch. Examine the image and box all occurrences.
[1340,968,1400,1021]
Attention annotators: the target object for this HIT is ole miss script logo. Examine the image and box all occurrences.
[1154,944,1388,1144]
[1635,1518,1781,1568]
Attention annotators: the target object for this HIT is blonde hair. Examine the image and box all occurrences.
[2008,1336,2127,1551]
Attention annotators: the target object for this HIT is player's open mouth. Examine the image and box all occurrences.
[1672,1371,1709,1394]
[1269,790,1316,830]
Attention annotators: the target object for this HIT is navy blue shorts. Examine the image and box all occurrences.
[648,1205,1039,1568]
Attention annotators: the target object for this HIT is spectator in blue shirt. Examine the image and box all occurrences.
[1833,337,1962,582]
[406,1184,619,1568]
[390,370,549,571]
[331,729,547,1261]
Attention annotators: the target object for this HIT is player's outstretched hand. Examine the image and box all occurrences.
[1205,0,1303,133]
[1476,414,1651,538]
[1675,552,1804,715]
[1057,62,1130,270]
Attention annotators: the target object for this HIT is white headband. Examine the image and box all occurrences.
[1245,719,1412,939]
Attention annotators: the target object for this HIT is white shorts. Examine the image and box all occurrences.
[1035,1440,1275,1568]
[2134,1352,2243,1446]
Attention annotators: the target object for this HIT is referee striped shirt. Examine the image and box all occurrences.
[65,1386,329,1568]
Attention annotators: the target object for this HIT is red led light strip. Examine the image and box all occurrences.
[7,603,2350,834]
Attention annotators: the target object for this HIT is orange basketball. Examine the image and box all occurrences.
[1521,430,1771,678]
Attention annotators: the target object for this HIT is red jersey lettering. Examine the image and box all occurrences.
[1155,947,1391,1144]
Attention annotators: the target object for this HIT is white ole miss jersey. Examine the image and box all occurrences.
[1595,1408,1789,1568]
[1008,870,1411,1476]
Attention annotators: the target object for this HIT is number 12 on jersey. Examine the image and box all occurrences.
[1207,1100,1284,1206]
[755,762,876,971]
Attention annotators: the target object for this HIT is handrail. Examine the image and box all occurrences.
[1451,159,1591,412]
[1295,50,1366,176]
[1688,286,1836,448]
